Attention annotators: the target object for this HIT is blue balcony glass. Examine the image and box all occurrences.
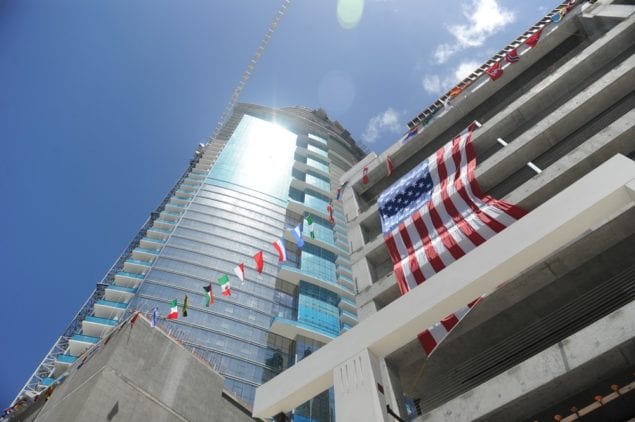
[271,317,337,341]
[133,247,159,255]
[149,227,172,234]
[71,334,100,344]
[96,299,128,310]
[125,258,151,267]
[41,377,55,386]
[339,297,356,308]
[85,316,118,326]
[116,271,144,280]
[56,354,78,364]
[154,219,175,226]
[141,237,166,246]
[106,285,137,294]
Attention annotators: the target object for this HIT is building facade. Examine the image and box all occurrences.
[254,1,635,420]
[14,103,366,420]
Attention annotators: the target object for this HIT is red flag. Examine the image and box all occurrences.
[525,30,542,48]
[362,166,369,184]
[327,203,335,225]
[254,251,264,273]
[448,86,462,98]
[130,311,140,326]
[485,60,503,81]
[387,155,394,176]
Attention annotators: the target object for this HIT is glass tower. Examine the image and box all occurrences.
[15,103,366,419]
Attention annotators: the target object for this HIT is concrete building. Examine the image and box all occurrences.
[254,1,635,421]
[8,315,256,422]
[13,103,366,421]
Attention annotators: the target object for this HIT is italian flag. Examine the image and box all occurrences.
[305,215,315,239]
[218,274,231,296]
[234,263,245,284]
[167,299,178,319]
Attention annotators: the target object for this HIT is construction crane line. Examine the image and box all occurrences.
[209,0,293,142]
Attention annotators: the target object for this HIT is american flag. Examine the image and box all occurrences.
[378,124,525,355]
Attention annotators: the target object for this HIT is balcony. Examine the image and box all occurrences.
[338,274,355,290]
[170,195,188,205]
[132,247,159,261]
[152,220,174,231]
[338,297,357,313]
[94,299,127,320]
[41,377,55,387]
[278,264,354,299]
[140,237,166,250]
[82,316,117,337]
[146,227,171,241]
[159,210,181,222]
[114,271,144,287]
[53,353,78,375]
[270,317,336,344]
[68,334,100,356]
[123,258,152,274]
[340,310,358,326]
[175,189,193,198]
[104,285,137,303]
[165,202,186,213]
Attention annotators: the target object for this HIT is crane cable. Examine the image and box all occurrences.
[209,0,293,142]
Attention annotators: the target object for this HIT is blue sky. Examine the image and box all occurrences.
[0,0,557,406]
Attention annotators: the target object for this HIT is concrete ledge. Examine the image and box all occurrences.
[418,300,635,422]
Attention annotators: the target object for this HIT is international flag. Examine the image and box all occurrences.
[234,263,245,284]
[504,48,519,64]
[291,223,304,248]
[448,86,462,98]
[254,251,264,273]
[182,295,188,317]
[485,60,503,81]
[218,274,231,296]
[166,299,178,319]
[151,307,158,327]
[203,282,214,306]
[362,166,369,185]
[378,124,526,352]
[327,203,335,225]
[400,125,421,145]
[387,155,394,176]
[551,8,565,23]
[273,238,287,262]
[305,215,315,239]
[525,29,542,48]
[417,297,483,356]
[336,182,347,200]
[130,311,140,326]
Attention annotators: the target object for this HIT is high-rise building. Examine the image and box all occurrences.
[14,103,366,419]
[254,1,635,421]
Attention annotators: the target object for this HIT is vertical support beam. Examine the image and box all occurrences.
[379,358,408,419]
[333,348,390,421]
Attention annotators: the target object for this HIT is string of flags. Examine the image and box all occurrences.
[159,211,331,319]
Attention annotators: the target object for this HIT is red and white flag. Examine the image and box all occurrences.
[378,124,525,354]
[387,155,394,176]
[234,263,245,284]
[362,166,369,184]
[486,60,503,81]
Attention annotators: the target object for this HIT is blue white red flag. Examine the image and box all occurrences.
[378,125,526,355]
[505,48,519,64]
[273,238,287,262]
[291,223,304,248]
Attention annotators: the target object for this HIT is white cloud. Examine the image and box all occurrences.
[433,0,515,64]
[454,60,480,80]
[362,108,402,143]
[422,60,481,95]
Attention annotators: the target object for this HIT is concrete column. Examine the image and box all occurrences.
[333,348,390,422]
[380,358,408,419]
[357,299,379,322]
[352,257,374,293]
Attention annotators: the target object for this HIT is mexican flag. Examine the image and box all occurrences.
[167,299,178,319]
[305,215,315,239]
[218,274,231,296]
